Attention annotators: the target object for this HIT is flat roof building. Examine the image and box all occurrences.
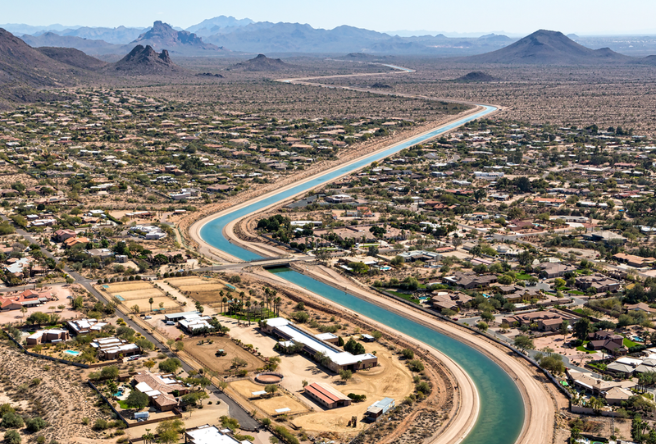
[262,317,377,372]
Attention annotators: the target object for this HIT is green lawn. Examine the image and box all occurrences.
[623,337,639,348]
[515,273,532,280]
[117,400,130,409]
[576,345,596,354]
[221,310,276,323]
[387,291,421,305]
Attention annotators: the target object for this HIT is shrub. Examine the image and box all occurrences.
[25,417,48,433]
[408,360,425,372]
[416,381,431,394]
[4,430,20,444]
[92,419,110,431]
[1,412,24,429]
[273,426,299,444]
[344,338,365,355]
[347,393,367,402]
[401,349,414,360]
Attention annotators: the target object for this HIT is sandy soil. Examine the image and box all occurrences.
[0,284,76,324]
[0,344,113,444]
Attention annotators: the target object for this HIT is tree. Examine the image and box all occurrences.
[476,321,488,332]
[339,370,353,381]
[175,341,185,352]
[560,320,569,341]
[156,419,185,442]
[148,297,154,312]
[264,384,278,396]
[514,335,534,351]
[539,355,565,375]
[408,360,425,372]
[159,358,181,373]
[573,318,592,341]
[344,338,365,355]
[126,390,149,410]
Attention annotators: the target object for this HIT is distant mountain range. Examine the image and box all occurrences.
[8,16,518,56]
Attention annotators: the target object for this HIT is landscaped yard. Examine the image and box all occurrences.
[387,290,421,305]
[575,341,597,354]
[623,337,639,348]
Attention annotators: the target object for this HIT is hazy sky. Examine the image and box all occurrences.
[4,0,656,35]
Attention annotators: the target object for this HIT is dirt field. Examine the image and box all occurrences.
[104,282,153,293]
[182,336,265,374]
[166,276,245,306]
[102,281,181,312]
[231,380,310,416]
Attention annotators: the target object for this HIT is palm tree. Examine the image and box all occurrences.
[274,297,281,317]
[148,297,154,312]
[221,297,228,314]
[245,301,251,325]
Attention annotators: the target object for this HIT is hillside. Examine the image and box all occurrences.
[126,21,226,56]
[112,44,183,75]
[20,32,122,55]
[453,71,498,82]
[464,30,630,64]
[36,47,107,70]
[0,28,81,86]
[232,54,292,71]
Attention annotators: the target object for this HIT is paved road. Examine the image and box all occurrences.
[0,214,260,429]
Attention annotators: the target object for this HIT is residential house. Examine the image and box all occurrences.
[26,329,69,346]
[575,274,620,293]
[0,289,51,311]
[132,371,190,412]
[443,272,497,289]
[431,291,473,312]
[91,336,140,360]
[539,262,576,279]
[67,318,108,335]
[588,331,627,355]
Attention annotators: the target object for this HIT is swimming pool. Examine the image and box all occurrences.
[64,350,80,356]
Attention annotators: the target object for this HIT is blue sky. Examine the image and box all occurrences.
[4,0,656,35]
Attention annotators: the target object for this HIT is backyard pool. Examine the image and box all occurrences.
[64,350,80,356]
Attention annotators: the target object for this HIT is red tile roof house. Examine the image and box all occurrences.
[132,372,190,411]
[54,229,77,242]
[0,289,51,311]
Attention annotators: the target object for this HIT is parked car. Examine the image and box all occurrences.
[166,321,175,326]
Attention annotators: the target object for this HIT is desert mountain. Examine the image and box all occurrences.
[464,30,630,64]
[232,54,292,71]
[20,32,122,55]
[0,28,84,86]
[453,71,498,82]
[36,47,107,70]
[186,16,253,36]
[127,21,225,55]
[112,44,183,75]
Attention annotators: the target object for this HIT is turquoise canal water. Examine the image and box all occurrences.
[269,267,524,444]
[200,104,526,444]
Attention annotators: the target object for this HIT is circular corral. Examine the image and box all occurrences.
[255,372,284,384]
